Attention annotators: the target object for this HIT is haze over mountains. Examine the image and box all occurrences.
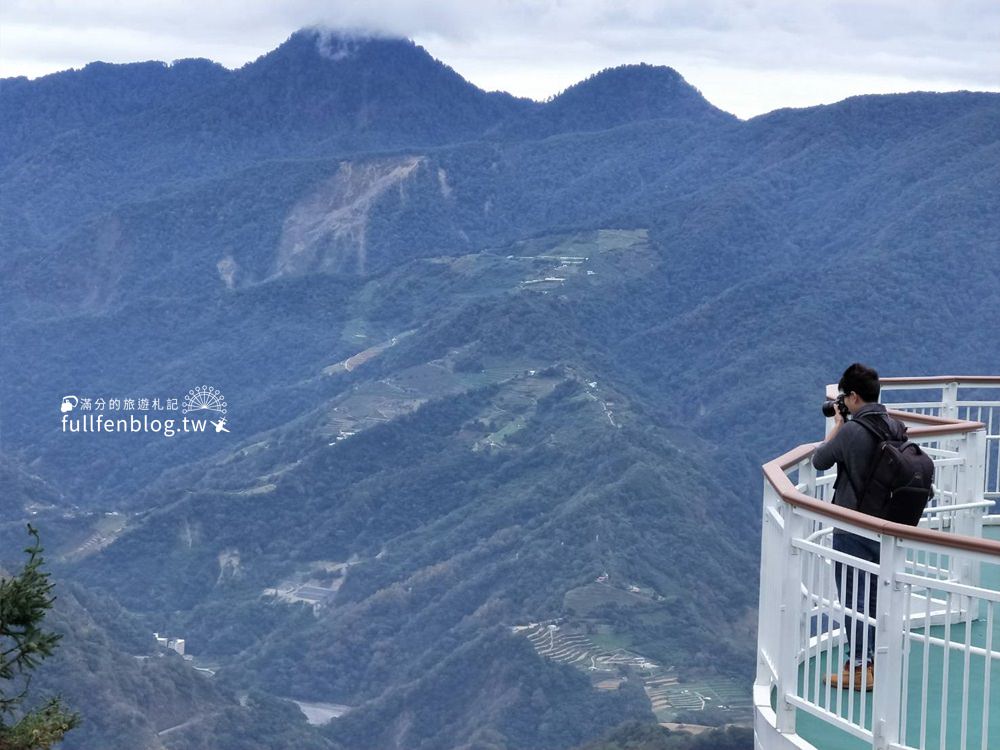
[1,27,998,750]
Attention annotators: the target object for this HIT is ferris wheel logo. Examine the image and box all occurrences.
[182,385,227,416]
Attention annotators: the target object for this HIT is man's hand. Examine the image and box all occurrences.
[827,406,845,440]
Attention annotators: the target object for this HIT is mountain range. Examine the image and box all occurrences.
[1,27,997,750]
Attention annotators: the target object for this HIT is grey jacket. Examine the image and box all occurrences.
[812,402,906,512]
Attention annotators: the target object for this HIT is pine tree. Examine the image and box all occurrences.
[0,525,79,750]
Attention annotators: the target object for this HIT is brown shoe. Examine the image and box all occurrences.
[824,660,874,691]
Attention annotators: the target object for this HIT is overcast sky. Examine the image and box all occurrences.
[2,0,998,118]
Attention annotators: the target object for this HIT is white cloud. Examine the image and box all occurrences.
[1,1,997,118]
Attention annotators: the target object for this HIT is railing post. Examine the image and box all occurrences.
[953,429,988,613]
[756,481,782,689]
[775,500,807,734]
[969,427,988,532]
[872,534,906,750]
[941,381,959,420]
[799,458,817,502]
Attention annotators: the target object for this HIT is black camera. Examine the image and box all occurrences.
[822,395,850,420]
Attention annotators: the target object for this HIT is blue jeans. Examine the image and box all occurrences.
[833,530,881,664]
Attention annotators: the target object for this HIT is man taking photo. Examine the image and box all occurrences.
[812,362,907,691]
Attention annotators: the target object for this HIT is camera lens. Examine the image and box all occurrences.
[822,400,836,418]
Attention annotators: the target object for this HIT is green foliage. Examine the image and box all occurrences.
[159,692,338,750]
[325,630,651,750]
[5,571,333,750]
[0,526,79,750]
[574,720,752,750]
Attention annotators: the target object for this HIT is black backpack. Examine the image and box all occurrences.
[845,414,935,526]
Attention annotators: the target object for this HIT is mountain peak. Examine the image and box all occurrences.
[547,63,733,124]
[566,63,687,90]
[250,27,427,70]
[233,27,526,147]
[496,63,734,140]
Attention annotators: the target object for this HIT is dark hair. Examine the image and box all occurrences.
[839,362,880,402]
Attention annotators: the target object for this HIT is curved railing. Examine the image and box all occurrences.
[754,377,1000,750]
[876,377,1000,513]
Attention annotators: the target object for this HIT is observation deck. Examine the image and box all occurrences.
[754,377,1000,750]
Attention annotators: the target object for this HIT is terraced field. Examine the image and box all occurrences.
[322,357,563,449]
[516,622,657,671]
[514,621,752,723]
[647,677,753,722]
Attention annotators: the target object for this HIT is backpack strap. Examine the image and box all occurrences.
[852,412,893,443]
[857,411,909,441]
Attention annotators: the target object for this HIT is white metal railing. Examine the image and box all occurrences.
[879,378,1000,510]
[755,377,1000,750]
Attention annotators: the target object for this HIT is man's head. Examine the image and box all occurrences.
[838,362,880,413]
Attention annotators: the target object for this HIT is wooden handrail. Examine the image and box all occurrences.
[763,446,1000,556]
[765,375,1000,556]
[888,409,986,437]
[880,376,1000,386]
